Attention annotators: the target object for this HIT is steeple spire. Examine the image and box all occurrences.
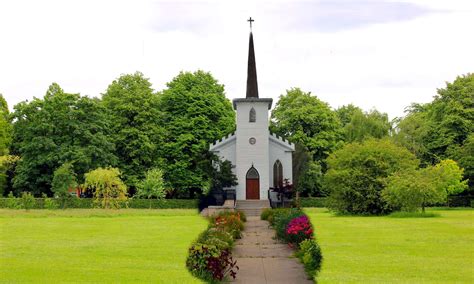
[246,17,259,98]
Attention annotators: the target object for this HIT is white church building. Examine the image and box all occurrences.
[209,30,294,201]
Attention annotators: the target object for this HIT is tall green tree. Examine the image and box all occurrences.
[159,70,235,196]
[335,104,362,127]
[51,162,77,208]
[11,83,117,195]
[394,74,474,190]
[270,88,343,166]
[0,94,12,156]
[102,72,163,188]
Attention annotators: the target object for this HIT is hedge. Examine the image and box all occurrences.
[299,197,327,208]
[0,198,198,209]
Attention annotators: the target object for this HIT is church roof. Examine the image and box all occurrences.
[246,32,259,98]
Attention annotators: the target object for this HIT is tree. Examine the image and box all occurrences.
[450,134,474,192]
[393,74,474,190]
[295,160,323,197]
[136,168,165,208]
[11,83,117,196]
[0,94,12,156]
[51,162,77,208]
[343,109,392,143]
[84,167,127,209]
[159,71,235,197]
[270,88,343,166]
[324,138,419,215]
[210,159,238,192]
[102,72,164,188]
[383,159,467,212]
[335,104,363,127]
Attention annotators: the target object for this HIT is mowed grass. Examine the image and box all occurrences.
[0,209,207,283]
[305,208,474,283]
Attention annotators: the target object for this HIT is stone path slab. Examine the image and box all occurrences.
[232,216,313,283]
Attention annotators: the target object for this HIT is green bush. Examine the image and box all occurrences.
[20,192,35,210]
[5,192,20,209]
[196,228,234,250]
[260,208,273,220]
[0,198,197,209]
[299,197,327,208]
[296,239,323,278]
[42,193,59,209]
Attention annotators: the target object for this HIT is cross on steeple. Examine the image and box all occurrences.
[247,17,254,30]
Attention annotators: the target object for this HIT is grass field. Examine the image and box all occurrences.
[305,208,474,283]
[1,208,473,283]
[0,209,207,283]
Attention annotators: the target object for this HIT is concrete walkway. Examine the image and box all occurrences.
[232,216,313,284]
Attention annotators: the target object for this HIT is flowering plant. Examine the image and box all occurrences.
[285,215,313,244]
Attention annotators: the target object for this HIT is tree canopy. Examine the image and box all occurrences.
[102,72,163,188]
[0,94,12,156]
[11,84,117,195]
[159,70,235,196]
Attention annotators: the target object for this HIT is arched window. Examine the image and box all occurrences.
[249,107,256,122]
[273,160,283,188]
[246,166,259,179]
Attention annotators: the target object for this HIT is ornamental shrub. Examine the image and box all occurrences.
[297,239,323,278]
[197,228,234,250]
[186,244,238,282]
[20,192,35,210]
[209,211,245,239]
[285,215,313,244]
[84,167,127,209]
[260,208,273,221]
[272,208,305,240]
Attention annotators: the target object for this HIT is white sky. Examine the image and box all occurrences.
[0,0,473,119]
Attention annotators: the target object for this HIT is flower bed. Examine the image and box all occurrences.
[186,210,245,282]
[261,207,323,279]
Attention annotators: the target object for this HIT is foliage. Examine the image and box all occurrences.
[102,72,163,188]
[0,198,198,209]
[285,215,313,244]
[296,160,324,196]
[324,138,419,215]
[272,208,305,240]
[20,192,35,210]
[42,193,58,209]
[0,155,19,196]
[209,211,245,239]
[84,167,127,209]
[393,74,474,190]
[0,94,12,156]
[260,208,273,221]
[186,210,243,282]
[296,239,323,278]
[51,162,77,208]
[299,197,327,208]
[342,109,392,143]
[6,191,20,209]
[159,70,235,197]
[209,159,238,193]
[383,159,467,212]
[186,244,237,282]
[135,168,165,208]
[335,104,363,126]
[11,83,117,196]
[270,88,342,167]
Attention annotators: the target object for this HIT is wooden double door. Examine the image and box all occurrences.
[246,166,260,200]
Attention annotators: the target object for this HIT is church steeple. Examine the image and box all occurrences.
[246,17,259,98]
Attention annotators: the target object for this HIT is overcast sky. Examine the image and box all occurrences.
[0,0,473,119]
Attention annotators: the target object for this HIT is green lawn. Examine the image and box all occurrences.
[305,208,474,283]
[1,208,472,283]
[0,209,207,283]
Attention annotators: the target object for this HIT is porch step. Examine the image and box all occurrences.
[236,200,270,216]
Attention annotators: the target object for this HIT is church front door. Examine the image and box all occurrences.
[246,166,260,200]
